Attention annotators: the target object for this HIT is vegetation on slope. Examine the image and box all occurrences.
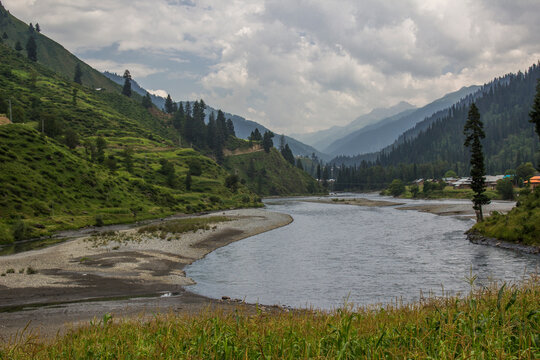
[0,3,118,90]
[472,185,540,246]
[0,125,260,243]
[2,277,538,359]
[224,147,323,196]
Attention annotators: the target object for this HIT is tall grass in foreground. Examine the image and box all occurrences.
[2,276,539,359]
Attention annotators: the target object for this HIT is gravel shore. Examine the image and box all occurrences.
[0,208,292,341]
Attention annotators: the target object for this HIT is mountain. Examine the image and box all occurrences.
[103,72,330,160]
[325,86,481,157]
[0,4,118,91]
[292,101,416,151]
[332,63,540,191]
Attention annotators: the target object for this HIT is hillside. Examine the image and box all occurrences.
[102,72,329,160]
[224,148,323,196]
[0,4,117,90]
[325,86,480,157]
[293,101,416,151]
[0,32,261,243]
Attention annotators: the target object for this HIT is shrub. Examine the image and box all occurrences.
[12,219,28,241]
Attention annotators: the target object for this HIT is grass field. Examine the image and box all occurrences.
[2,276,538,359]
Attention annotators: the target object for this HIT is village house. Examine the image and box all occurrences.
[527,175,540,189]
[0,114,11,125]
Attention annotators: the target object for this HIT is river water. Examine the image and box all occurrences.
[185,194,539,310]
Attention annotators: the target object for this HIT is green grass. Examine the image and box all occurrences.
[2,276,538,359]
[137,216,231,235]
[473,187,540,245]
[384,185,501,200]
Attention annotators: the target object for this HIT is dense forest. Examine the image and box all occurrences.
[332,63,540,191]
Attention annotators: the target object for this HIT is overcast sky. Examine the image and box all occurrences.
[4,0,540,134]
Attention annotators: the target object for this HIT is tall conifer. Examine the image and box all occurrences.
[464,103,490,222]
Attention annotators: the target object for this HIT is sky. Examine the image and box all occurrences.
[4,0,540,134]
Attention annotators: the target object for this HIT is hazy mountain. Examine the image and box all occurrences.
[325,85,481,157]
[292,101,416,151]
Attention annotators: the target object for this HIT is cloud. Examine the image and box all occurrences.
[83,59,164,78]
[147,89,168,98]
[4,0,540,134]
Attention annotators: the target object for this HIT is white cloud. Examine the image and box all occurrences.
[83,59,163,78]
[3,0,540,134]
[147,89,168,98]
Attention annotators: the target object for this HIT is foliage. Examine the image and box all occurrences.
[2,277,539,359]
[262,130,274,153]
[464,103,490,221]
[122,69,131,97]
[530,78,540,140]
[387,179,405,197]
[496,178,514,200]
[25,35,36,61]
[224,148,323,196]
[474,187,540,245]
[280,143,295,165]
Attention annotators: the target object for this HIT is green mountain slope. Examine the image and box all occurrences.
[224,148,323,196]
[0,4,117,90]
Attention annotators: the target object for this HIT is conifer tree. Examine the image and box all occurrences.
[28,23,34,33]
[226,118,235,137]
[2,32,8,40]
[164,94,174,113]
[35,23,41,33]
[281,143,295,165]
[74,63,82,84]
[463,103,490,222]
[122,69,132,97]
[14,40,22,51]
[26,36,37,61]
[262,131,274,153]
[530,78,540,141]
[141,92,152,108]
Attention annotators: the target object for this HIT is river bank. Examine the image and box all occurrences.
[0,208,292,341]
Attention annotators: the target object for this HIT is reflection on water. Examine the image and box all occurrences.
[186,195,539,310]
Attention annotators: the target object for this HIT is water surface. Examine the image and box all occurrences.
[186,195,539,309]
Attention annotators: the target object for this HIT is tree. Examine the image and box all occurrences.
[463,103,490,222]
[249,128,262,141]
[122,69,132,97]
[160,159,175,187]
[26,36,37,61]
[388,179,405,197]
[225,174,239,192]
[64,128,79,149]
[2,32,8,40]
[122,146,134,173]
[74,63,82,84]
[14,40,22,52]
[262,131,274,153]
[444,170,457,178]
[296,158,304,170]
[188,158,202,176]
[226,118,235,137]
[35,23,41,33]
[28,23,34,33]
[530,78,540,141]
[516,162,536,184]
[164,94,174,114]
[96,136,107,163]
[141,92,152,108]
[281,143,295,165]
[496,178,514,200]
[185,173,192,191]
[410,183,420,197]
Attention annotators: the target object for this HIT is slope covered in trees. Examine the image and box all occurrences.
[332,64,540,190]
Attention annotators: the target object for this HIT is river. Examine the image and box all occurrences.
[185,194,540,310]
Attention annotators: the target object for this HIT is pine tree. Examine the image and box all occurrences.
[262,131,274,153]
[530,78,540,141]
[28,23,34,33]
[142,92,152,108]
[74,63,82,84]
[14,40,22,51]
[281,143,295,165]
[122,69,132,97]
[35,23,41,33]
[26,36,37,61]
[226,118,235,137]
[2,32,8,40]
[464,103,490,222]
[164,94,174,113]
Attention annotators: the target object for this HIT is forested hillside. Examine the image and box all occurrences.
[331,64,540,191]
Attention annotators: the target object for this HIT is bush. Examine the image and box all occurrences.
[496,178,514,200]
[12,219,28,241]
[95,215,104,227]
[388,179,405,197]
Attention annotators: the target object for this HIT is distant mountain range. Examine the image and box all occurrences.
[292,101,416,151]
[322,86,481,157]
[103,72,330,160]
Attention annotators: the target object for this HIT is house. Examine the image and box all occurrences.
[484,175,505,190]
[453,177,471,189]
[527,175,540,189]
